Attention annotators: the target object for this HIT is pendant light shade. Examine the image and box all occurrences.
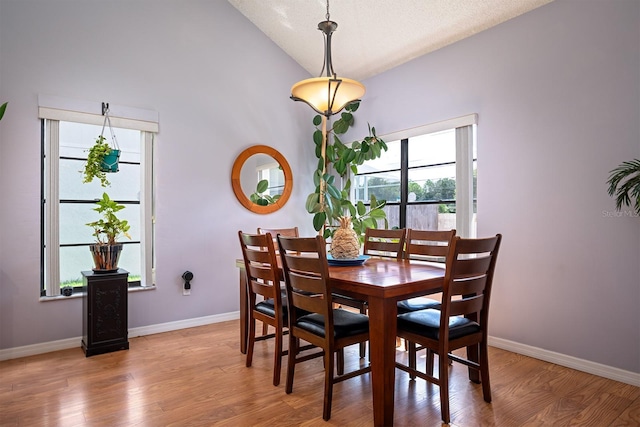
[291,77,365,117]
[291,2,365,117]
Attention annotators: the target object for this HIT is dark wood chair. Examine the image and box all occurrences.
[277,234,371,421]
[257,226,299,241]
[237,231,288,386]
[395,234,502,424]
[397,229,456,314]
[362,227,406,259]
[332,227,406,357]
[256,227,299,336]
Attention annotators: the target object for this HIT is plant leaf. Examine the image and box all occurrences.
[256,179,268,193]
[313,212,327,231]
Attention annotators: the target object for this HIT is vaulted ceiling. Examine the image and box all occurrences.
[228,0,553,81]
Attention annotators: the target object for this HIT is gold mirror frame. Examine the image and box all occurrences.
[231,145,293,214]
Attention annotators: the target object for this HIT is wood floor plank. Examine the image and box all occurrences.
[0,320,637,426]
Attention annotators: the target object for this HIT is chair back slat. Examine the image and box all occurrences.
[405,229,456,262]
[249,279,277,299]
[451,256,493,279]
[363,228,406,260]
[285,254,323,275]
[449,295,484,317]
[450,275,486,297]
[245,247,272,265]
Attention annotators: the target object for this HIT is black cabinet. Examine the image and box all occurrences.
[81,269,129,357]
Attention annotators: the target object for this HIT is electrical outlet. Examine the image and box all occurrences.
[183,288,190,296]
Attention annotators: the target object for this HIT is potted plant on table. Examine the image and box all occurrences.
[86,192,131,272]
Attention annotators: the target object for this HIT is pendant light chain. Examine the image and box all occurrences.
[326,0,330,21]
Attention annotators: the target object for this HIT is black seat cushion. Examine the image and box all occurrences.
[255,298,287,319]
[397,308,480,340]
[397,297,441,314]
[256,297,309,319]
[295,308,369,338]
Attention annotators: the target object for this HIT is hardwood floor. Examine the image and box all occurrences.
[1,320,638,426]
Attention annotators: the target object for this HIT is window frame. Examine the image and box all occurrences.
[39,97,157,297]
[354,114,477,237]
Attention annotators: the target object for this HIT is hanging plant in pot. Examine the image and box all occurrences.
[82,135,120,187]
[86,192,131,272]
[82,106,121,186]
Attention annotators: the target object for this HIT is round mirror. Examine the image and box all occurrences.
[231,145,293,214]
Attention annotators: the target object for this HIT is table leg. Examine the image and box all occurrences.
[239,268,248,354]
[367,295,397,427]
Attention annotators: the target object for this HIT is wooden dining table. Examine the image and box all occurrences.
[237,257,446,427]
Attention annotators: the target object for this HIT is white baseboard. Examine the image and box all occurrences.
[0,311,239,362]
[488,336,640,387]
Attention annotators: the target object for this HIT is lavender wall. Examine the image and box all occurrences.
[357,0,640,372]
[0,0,315,350]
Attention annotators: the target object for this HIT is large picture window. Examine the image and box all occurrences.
[39,98,157,297]
[353,115,477,237]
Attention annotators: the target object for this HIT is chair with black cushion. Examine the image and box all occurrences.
[332,227,406,357]
[397,229,456,314]
[277,234,371,421]
[238,231,289,386]
[395,234,502,424]
[256,227,299,336]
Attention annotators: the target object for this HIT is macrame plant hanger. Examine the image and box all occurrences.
[100,102,120,173]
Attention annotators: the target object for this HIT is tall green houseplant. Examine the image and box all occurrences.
[305,101,389,239]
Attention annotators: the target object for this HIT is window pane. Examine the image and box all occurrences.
[408,164,456,202]
[381,204,401,229]
[60,122,140,163]
[117,243,141,279]
[60,246,92,285]
[406,204,455,231]
[59,203,97,245]
[59,203,140,244]
[353,171,401,203]
[358,139,401,174]
[59,244,141,287]
[407,130,455,167]
[60,159,140,201]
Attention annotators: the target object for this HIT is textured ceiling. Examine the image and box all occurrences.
[228,0,553,81]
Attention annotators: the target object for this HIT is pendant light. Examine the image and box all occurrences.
[290,0,365,117]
